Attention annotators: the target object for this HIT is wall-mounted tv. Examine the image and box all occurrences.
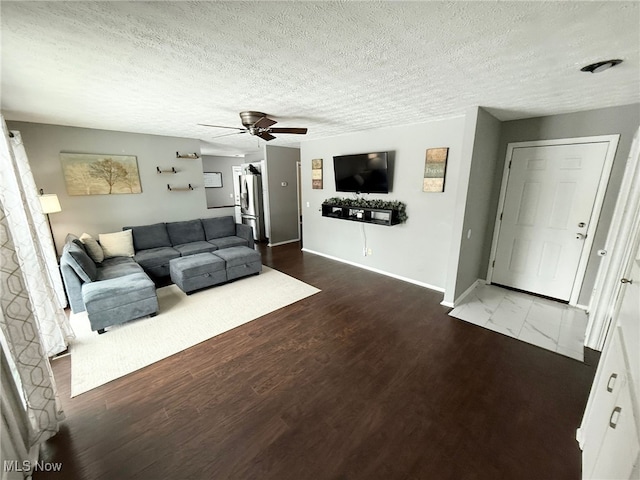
[333,152,389,194]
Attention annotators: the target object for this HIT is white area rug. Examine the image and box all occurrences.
[69,266,320,396]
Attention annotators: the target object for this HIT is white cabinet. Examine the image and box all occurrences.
[579,255,640,478]
[580,328,639,479]
[590,375,639,480]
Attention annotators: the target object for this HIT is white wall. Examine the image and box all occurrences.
[8,121,220,254]
[301,116,466,291]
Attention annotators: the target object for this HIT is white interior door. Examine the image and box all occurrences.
[492,141,611,301]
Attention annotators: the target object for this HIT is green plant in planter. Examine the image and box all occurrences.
[323,197,408,223]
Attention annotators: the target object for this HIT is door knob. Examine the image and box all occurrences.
[576,233,587,240]
[621,278,633,284]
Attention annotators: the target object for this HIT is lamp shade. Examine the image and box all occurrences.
[39,194,61,214]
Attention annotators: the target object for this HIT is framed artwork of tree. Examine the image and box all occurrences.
[60,153,142,195]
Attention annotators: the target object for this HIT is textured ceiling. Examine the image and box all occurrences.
[2,1,639,156]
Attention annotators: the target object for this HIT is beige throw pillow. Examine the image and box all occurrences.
[79,232,105,263]
[98,230,135,259]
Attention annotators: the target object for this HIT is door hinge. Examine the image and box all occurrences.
[492,260,495,268]
[508,160,512,169]
[500,212,503,221]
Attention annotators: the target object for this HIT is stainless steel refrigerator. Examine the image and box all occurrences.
[240,170,265,241]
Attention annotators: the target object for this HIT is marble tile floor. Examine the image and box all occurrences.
[449,283,588,361]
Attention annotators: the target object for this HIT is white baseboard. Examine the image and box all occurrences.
[440,300,455,308]
[301,248,445,293]
[268,238,300,247]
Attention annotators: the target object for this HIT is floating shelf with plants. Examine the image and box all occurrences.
[321,197,408,226]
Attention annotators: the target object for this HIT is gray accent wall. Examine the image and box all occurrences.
[263,145,301,246]
[7,121,220,254]
[202,154,241,209]
[497,103,640,305]
[301,116,466,290]
[444,107,502,304]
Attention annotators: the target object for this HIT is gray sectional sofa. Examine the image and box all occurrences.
[60,216,255,333]
[127,216,254,279]
[61,240,157,334]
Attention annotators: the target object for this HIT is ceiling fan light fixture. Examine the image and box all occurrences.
[200,111,308,142]
[580,59,623,73]
[239,111,269,128]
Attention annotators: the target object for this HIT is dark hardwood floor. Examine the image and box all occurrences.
[36,242,596,480]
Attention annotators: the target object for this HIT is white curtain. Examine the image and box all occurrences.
[0,115,70,448]
[0,117,73,356]
[0,200,65,446]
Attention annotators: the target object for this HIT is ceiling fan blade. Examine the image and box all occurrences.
[253,116,277,129]
[198,123,246,131]
[257,131,276,141]
[268,127,308,135]
[209,131,248,140]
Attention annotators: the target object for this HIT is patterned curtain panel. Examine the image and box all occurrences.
[0,118,73,356]
[0,202,65,445]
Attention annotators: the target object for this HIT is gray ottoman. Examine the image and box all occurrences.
[213,246,262,281]
[170,253,226,294]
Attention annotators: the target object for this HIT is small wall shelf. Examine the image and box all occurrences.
[157,166,177,174]
[176,152,200,159]
[167,184,194,191]
[321,203,401,226]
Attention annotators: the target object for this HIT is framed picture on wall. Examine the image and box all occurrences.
[60,152,142,195]
[312,158,323,189]
[203,172,223,188]
[423,147,449,192]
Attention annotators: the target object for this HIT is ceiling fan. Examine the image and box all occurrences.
[199,111,308,141]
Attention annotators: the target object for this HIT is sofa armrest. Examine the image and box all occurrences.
[60,262,86,313]
[235,223,255,249]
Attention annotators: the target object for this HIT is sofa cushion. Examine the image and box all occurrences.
[64,233,88,255]
[201,216,235,240]
[125,223,171,251]
[134,247,180,269]
[66,233,89,254]
[166,219,205,246]
[96,257,144,281]
[79,233,104,263]
[208,236,248,249]
[82,272,156,314]
[71,238,87,253]
[65,233,81,244]
[64,242,97,283]
[99,230,135,258]
[173,241,217,256]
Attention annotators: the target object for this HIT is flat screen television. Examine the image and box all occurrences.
[333,152,389,193]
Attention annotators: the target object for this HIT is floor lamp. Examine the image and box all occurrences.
[38,189,62,253]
